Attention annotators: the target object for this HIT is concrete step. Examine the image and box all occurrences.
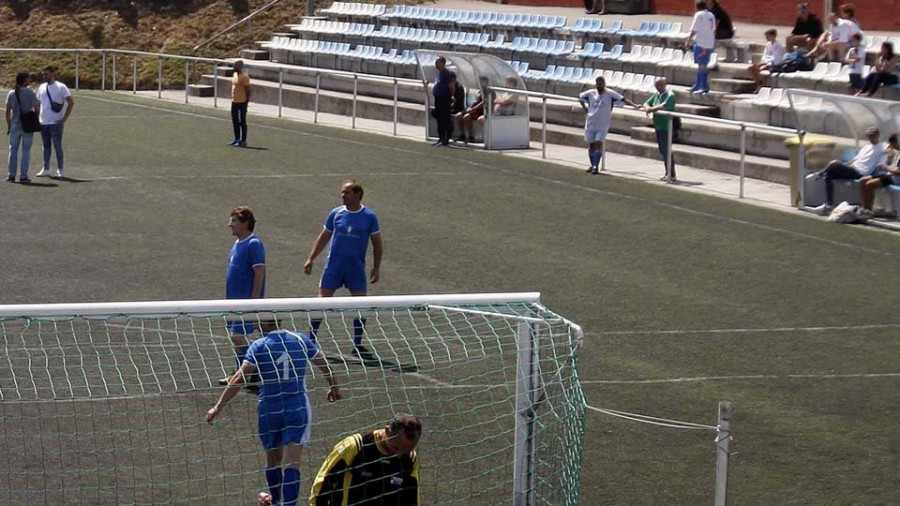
[240,49,270,61]
[187,84,214,97]
[217,66,235,78]
[200,73,790,183]
[675,103,719,117]
[541,123,790,184]
[709,78,757,94]
[214,62,795,160]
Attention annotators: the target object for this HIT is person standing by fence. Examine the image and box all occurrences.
[229,60,251,148]
[642,77,678,182]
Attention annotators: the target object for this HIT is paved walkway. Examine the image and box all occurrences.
[110,89,899,231]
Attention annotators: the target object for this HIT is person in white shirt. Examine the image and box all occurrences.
[577,75,638,175]
[845,33,866,92]
[684,0,717,94]
[808,13,852,62]
[748,29,786,90]
[35,66,74,179]
[811,127,887,206]
[859,133,900,213]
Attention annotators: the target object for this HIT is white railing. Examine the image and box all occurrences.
[492,85,801,199]
[0,47,420,137]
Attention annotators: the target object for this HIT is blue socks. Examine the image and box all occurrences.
[352,318,366,347]
[696,69,709,91]
[310,319,322,341]
[283,467,301,506]
[589,150,603,168]
[311,318,365,346]
[265,467,300,505]
[265,467,283,505]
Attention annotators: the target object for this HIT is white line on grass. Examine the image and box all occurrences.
[582,372,900,384]
[87,171,459,181]
[81,94,900,258]
[591,322,900,336]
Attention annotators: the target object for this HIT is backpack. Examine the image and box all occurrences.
[771,51,813,73]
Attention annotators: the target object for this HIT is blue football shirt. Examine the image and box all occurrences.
[323,205,380,272]
[225,235,266,299]
[244,330,320,407]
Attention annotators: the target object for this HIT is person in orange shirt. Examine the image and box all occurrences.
[229,60,251,147]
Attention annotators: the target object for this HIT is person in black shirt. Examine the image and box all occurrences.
[786,3,824,51]
[431,57,455,147]
[310,414,422,505]
[709,0,734,40]
[449,71,465,142]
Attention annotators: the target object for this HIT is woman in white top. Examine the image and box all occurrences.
[748,29,785,90]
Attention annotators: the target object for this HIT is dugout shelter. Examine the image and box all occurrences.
[416,51,530,150]
[790,89,900,211]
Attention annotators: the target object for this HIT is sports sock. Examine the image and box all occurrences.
[590,150,603,168]
[699,69,709,90]
[588,149,595,166]
[282,467,301,506]
[310,319,322,341]
[265,467,283,505]
[353,318,366,347]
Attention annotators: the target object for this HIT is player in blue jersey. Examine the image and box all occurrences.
[221,206,267,387]
[206,318,343,506]
[303,180,383,358]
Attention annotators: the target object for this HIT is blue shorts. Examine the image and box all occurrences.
[227,320,257,335]
[258,403,310,450]
[693,45,712,66]
[321,266,367,293]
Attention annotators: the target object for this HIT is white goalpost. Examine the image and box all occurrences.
[0,293,585,505]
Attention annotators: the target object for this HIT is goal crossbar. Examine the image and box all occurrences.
[0,292,542,318]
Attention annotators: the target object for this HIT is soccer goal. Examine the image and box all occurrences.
[0,293,585,505]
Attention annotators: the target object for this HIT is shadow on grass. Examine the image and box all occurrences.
[18,180,58,188]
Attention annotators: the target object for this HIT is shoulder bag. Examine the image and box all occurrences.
[15,88,41,133]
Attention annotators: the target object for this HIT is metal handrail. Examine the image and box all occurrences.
[492,85,800,198]
[2,46,802,200]
[192,0,282,54]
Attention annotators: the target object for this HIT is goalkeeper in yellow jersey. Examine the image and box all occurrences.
[310,414,421,505]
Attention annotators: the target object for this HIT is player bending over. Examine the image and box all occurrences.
[303,180,383,359]
[310,414,422,505]
[206,318,343,506]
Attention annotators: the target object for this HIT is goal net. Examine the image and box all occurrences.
[0,293,585,505]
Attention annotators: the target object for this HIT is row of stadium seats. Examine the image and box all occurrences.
[505,37,576,57]
[318,2,387,17]
[381,6,567,32]
[523,67,661,94]
[289,20,376,37]
[573,43,624,60]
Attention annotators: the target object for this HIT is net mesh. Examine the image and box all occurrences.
[0,298,584,505]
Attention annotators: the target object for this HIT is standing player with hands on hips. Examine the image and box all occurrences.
[206,317,343,506]
[304,180,383,359]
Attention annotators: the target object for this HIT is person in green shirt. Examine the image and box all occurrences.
[642,77,677,181]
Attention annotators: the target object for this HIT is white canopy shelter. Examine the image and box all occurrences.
[416,51,530,150]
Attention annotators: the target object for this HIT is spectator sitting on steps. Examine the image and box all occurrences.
[786,3,824,52]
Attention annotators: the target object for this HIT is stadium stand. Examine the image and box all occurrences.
[240,2,900,196]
